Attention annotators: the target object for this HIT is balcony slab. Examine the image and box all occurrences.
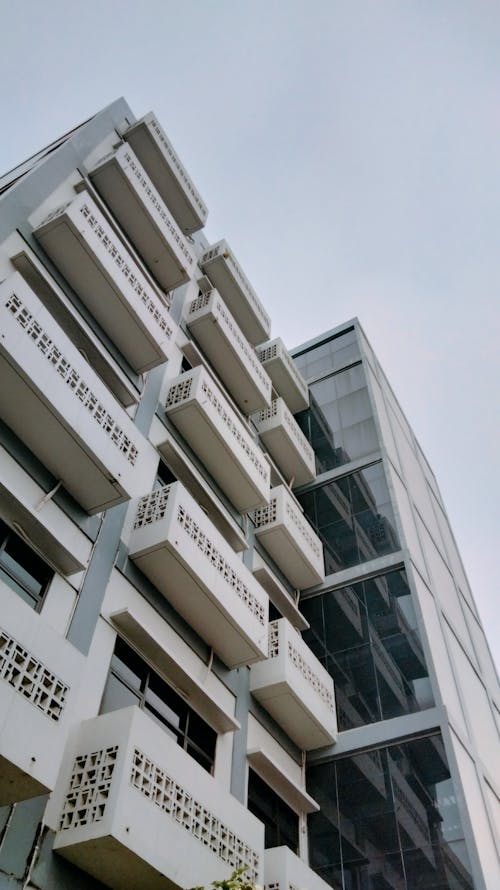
[0,273,157,513]
[124,112,208,234]
[164,366,270,512]
[250,618,337,749]
[200,240,271,346]
[53,706,264,890]
[35,192,177,372]
[90,144,195,291]
[129,482,269,668]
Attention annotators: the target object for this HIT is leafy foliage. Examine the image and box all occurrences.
[190,866,263,890]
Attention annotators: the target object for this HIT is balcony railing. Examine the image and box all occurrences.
[35,192,177,373]
[255,338,309,414]
[252,398,315,486]
[200,240,271,345]
[187,290,272,414]
[124,112,208,234]
[250,618,337,749]
[129,482,269,668]
[54,706,264,890]
[0,590,83,805]
[252,485,324,589]
[90,144,195,291]
[0,273,157,514]
[264,846,334,890]
[164,366,270,512]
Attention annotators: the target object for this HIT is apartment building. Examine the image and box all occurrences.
[0,98,497,890]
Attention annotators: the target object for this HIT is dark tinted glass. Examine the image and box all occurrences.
[0,518,53,608]
[307,735,475,890]
[296,363,378,472]
[247,770,299,854]
[99,672,141,714]
[299,463,400,575]
[156,461,177,486]
[101,638,216,773]
[302,569,433,726]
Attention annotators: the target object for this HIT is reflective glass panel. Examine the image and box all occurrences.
[307,735,475,890]
[247,769,299,854]
[100,638,216,773]
[0,518,53,608]
[296,363,378,473]
[302,570,433,725]
[299,464,400,575]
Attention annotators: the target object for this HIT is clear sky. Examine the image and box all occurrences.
[1,1,499,669]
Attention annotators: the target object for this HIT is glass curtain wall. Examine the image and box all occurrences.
[302,569,433,727]
[307,734,475,890]
[299,464,400,575]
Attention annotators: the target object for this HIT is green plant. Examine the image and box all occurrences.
[190,866,263,890]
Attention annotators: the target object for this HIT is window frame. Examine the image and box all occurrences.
[247,768,300,854]
[100,636,218,774]
[0,517,53,610]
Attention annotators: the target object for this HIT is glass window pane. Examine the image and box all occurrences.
[0,520,53,608]
[299,464,400,574]
[247,770,299,854]
[146,672,186,732]
[102,638,216,773]
[302,569,433,728]
[100,673,141,714]
[0,567,39,607]
[111,638,145,692]
[307,735,475,890]
[295,356,375,471]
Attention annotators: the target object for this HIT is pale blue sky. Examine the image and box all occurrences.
[1,0,499,668]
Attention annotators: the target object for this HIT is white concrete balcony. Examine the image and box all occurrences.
[0,589,83,805]
[186,290,272,414]
[264,847,333,890]
[0,273,157,514]
[256,338,309,414]
[200,240,271,345]
[252,398,316,487]
[252,486,324,589]
[250,619,337,749]
[90,144,196,291]
[35,192,177,373]
[164,367,270,512]
[129,482,268,668]
[124,112,208,234]
[54,706,264,890]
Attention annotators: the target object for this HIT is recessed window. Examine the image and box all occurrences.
[155,460,177,487]
[269,601,282,622]
[247,769,299,854]
[180,355,192,374]
[100,637,217,773]
[0,518,53,609]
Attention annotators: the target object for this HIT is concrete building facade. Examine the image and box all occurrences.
[0,98,498,890]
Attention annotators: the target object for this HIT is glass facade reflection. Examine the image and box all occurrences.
[299,463,400,575]
[294,327,361,382]
[307,735,475,890]
[302,570,433,726]
[296,363,378,473]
